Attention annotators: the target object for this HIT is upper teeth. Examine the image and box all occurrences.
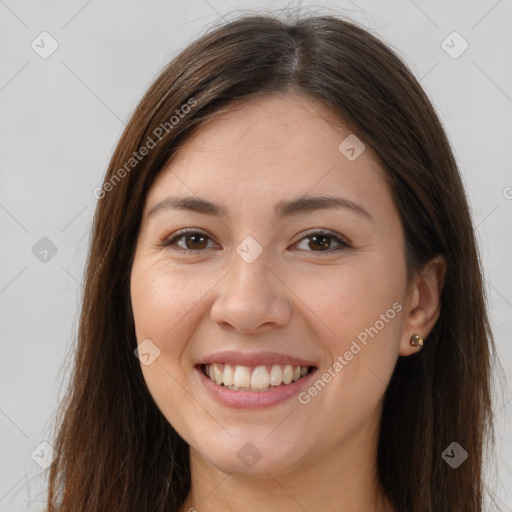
[204,363,310,391]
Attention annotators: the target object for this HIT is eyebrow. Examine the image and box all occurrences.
[147,195,373,222]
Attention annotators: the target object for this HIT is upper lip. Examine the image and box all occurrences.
[196,350,318,368]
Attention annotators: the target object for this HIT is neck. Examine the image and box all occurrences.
[178,415,394,512]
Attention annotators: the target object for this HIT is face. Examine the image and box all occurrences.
[130,92,415,477]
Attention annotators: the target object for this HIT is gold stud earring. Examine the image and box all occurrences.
[410,334,423,347]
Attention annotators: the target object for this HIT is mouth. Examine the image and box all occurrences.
[197,362,316,392]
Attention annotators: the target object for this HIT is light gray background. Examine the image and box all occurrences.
[1,0,511,510]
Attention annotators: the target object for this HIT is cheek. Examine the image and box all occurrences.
[295,257,403,342]
[295,257,404,415]
[130,261,202,350]
[130,263,201,434]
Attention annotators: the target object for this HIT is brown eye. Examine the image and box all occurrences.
[182,233,209,250]
[163,230,215,252]
[307,234,333,251]
[294,230,351,253]
[162,228,351,255]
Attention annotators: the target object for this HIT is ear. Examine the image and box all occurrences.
[399,255,447,356]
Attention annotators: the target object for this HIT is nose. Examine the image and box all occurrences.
[210,250,292,334]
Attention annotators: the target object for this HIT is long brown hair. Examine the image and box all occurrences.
[46,8,497,511]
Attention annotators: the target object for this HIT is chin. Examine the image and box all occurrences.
[189,434,307,477]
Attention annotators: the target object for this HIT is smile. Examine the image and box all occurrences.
[202,363,314,391]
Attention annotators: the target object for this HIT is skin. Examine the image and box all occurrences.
[130,91,446,512]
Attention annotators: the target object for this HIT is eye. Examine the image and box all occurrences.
[161,228,352,254]
[162,228,217,252]
[292,229,352,254]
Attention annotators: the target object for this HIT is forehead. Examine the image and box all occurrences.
[145,92,394,222]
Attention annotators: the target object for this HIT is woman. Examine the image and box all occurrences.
[46,9,497,512]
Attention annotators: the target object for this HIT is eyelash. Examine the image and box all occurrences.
[160,228,352,255]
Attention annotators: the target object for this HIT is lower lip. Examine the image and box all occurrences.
[195,365,318,409]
